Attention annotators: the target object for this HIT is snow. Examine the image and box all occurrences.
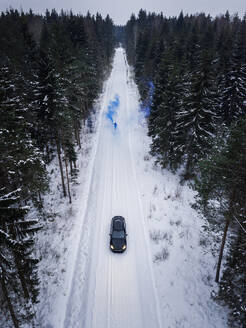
[61,48,161,328]
[32,100,102,328]
[2,47,228,328]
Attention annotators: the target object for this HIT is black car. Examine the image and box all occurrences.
[109,216,127,252]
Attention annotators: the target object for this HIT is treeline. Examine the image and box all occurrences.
[125,10,246,327]
[0,8,115,327]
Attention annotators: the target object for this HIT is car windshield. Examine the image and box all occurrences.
[112,231,124,238]
[113,220,124,230]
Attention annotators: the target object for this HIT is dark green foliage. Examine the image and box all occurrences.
[0,65,48,202]
[148,49,185,170]
[0,8,115,326]
[219,39,246,124]
[114,25,125,46]
[195,119,246,325]
[196,119,246,218]
[216,228,246,328]
[125,10,246,325]
[125,10,246,175]
[0,189,40,325]
[176,52,218,179]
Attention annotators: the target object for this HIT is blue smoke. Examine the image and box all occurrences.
[105,94,120,123]
[140,81,154,118]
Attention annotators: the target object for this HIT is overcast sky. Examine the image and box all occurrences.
[0,0,245,25]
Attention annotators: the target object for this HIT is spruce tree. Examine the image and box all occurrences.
[217,227,246,328]
[0,9,116,326]
[219,34,246,125]
[0,64,48,202]
[0,188,41,326]
[148,48,172,140]
[149,49,185,170]
[174,50,218,179]
[195,118,246,281]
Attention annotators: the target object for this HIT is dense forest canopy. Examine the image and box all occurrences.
[124,9,246,328]
[0,6,246,328]
[0,8,115,327]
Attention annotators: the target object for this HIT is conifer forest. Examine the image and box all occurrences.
[0,7,246,328]
[125,10,246,327]
[0,9,115,327]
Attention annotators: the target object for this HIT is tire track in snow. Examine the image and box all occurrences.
[124,50,162,328]
[84,60,120,328]
[107,122,116,328]
[63,48,163,328]
[107,139,114,328]
[86,70,117,328]
[91,130,111,328]
[62,63,115,328]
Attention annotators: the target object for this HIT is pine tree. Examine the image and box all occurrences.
[0,64,48,202]
[219,33,246,125]
[125,14,137,65]
[174,50,219,179]
[216,227,246,328]
[148,48,172,140]
[0,188,41,326]
[0,189,21,328]
[0,9,116,326]
[135,30,150,90]
[149,49,185,170]
[195,118,246,284]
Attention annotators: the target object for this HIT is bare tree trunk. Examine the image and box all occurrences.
[14,254,29,299]
[184,154,192,181]
[46,144,49,162]
[76,121,81,149]
[56,139,66,197]
[74,122,78,146]
[74,121,81,149]
[215,189,236,282]
[38,191,43,208]
[64,154,72,204]
[215,216,230,282]
[69,159,73,175]
[0,270,19,328]
[77,129,81,149]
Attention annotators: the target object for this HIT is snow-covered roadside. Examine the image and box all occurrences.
[0,86,106,328]
[31,86,107,328]
[126,70,229,327]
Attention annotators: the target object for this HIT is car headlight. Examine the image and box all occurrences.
[110,245,114,249]
[122,245,126,250]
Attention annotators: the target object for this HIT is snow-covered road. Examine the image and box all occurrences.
[33,44,228,328]
[37,46,228,328]
[63,48,161,328]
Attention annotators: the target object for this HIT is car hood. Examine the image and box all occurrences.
[111,238,126,249]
